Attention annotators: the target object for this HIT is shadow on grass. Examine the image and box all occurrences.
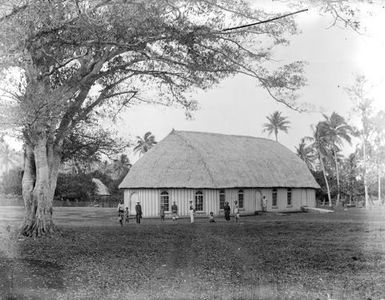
[0,257,64,299]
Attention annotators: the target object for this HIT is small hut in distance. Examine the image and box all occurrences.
[92,178,111,207]
[119,130,319,217]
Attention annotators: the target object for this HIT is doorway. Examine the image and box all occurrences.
[255,190,262,212]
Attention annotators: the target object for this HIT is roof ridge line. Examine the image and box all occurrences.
[173,129,278,143]
[173,131,217,188]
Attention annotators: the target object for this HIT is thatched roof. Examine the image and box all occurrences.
[92,178,110,196]
[119,130,320,189]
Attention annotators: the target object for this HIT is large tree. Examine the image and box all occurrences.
[306,122,333,206]
[320,112,353,206]
[0,1,306,236]
[345,75,373,208]
[61,119,128,174]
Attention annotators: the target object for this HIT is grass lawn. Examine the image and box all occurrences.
[1,207,385,299]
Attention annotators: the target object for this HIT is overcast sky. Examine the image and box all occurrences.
[109,2,384,163]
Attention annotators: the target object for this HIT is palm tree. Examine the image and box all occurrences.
[295,138,316,171]
[262,111,290,142]
[320,112,354,206]
[133,132,157,155]
[112,154,131,179]
[305,123,333,206]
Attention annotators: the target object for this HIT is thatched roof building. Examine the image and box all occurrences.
[119,130,319,190]
[92,178,110,196]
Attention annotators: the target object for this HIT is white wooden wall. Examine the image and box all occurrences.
[123,187,316,217]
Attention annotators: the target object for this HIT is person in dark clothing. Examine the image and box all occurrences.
[209,211,216,223]
[160,205,165,221]
[171,201,178,221]
[224,201,231,221]
[135,201,142,224]
[124,207,130,224]
[117,200,124,226]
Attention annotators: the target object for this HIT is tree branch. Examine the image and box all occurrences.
[0,3,28,22]
[222,9,308,32]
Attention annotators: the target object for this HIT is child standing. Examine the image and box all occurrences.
[171,201,178,221]
[160,205,165,221]
[117,200,124,226]
[189,200,195,223]
[233,200,240,223]
[124,207,130,224]
[209,212,216,223]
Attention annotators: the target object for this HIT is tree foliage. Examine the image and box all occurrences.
[0,0,306,132]
[0,0,308,236]
[345,75,373,207]
[296,137,316,171]
[262,111,290,142]
[133,131,157,155]
[55,173,96,202]
[304,122,334,205]
[318,112,354,205]
[292,0,369,32]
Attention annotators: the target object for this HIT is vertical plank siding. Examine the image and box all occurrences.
[123,187,317,217]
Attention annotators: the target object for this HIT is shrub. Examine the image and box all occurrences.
[55,173,96,201]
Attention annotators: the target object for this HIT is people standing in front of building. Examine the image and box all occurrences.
[160,205,165,221]
[233,200,240,223]
[189,200,195,223]
[124,207,130,224]
[171,201,178,221]
[135,201,142,224]
[117,200,124,226]
[224,201,231,221]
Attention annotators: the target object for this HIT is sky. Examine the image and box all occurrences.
[4,1,385,164]
[107,1,385,163]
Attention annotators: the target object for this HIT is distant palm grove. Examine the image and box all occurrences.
[262,78,385,208]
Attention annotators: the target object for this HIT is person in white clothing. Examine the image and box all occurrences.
[262,195,267,212]
[189,200,195,223]
[234,200,240,223]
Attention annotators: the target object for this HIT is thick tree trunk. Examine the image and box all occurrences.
[21,137,62,237]
[21,143,36,234]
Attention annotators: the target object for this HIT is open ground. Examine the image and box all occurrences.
[1,207,385,299]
